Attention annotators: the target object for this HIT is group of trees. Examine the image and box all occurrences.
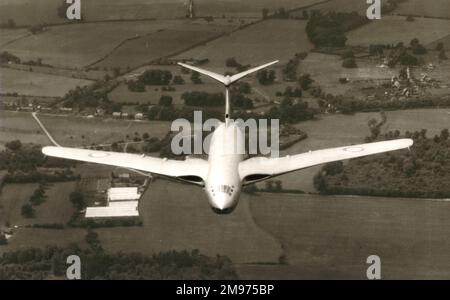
[262,7,290,19]
[314,128,450,198]
[128,69,183,92]
[182,91,225,107]
[306,11,368,47]
[0,246,238,280]
[225,57,250,72]
[282,52,308,81]
[28,24,45,34]
[21,183,48,219]
[436,42,448,60]
[63,82,116,111]
[256,69,276,85]
[0,51,20,64]
[271,97,316,124]
[341,50,357,68]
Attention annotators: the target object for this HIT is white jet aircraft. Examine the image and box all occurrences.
[42,61,413,214]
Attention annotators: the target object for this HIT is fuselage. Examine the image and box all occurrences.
[205,121,245,214]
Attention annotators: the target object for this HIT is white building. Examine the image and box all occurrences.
[85,187,141,218]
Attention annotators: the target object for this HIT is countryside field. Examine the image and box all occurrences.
[93,22,235,70]
[96,179,282,264]
[0,182,77,227]
[0,67,92,97]
[1,20,193,68]
[109,81,222,105]
[39,114,171,147]
[0,111,51,147]
[291,0,372,16]
[0,28,29,47]
[243,192,450,279]
[175,19,314,69]
[347,16,450,47]
[0,110,171,148]
[4,179,450,278]
[396,0,450,19]
[298,52,399,96]
[277,108,450,192]
[0,183,38,227]
[0,0,328,26]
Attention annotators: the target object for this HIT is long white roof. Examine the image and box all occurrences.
[107,187,141,201]
[85,206,139,218]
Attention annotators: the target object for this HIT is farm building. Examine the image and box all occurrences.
[107,187,140,202]
[85,187,141,218]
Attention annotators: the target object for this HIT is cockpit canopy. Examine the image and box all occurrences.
[210,185,235,197]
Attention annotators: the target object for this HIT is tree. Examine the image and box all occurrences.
[21,204,35,218]
[112,67,121,77]
[298,74,313,90]
[256,69,276,85]
[265,180,274,192]
[6,140,22,151]
[440,129,449,141]
[342,57,357,68]
[70,191,85,210]
[172,75,185,85]
[0,234,7,245]
[29,24,44,34]
[262,8,269,19]
[190,71,202,84]
[399,53,418,66]
[7,19,16,28]
[204,16,214,23]
[302,10,309,19]
[159,95,173,107]
[439,49,448,60]
[274,180,282,192]
[436,42,444,52]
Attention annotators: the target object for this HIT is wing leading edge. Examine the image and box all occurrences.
[42,146,209,184]
[238,139,413,184]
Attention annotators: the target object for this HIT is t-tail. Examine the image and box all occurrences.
[178,60,279,126]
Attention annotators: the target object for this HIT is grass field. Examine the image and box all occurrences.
[0,228,88,255]
[2,20,188,68]
[39,114,171,147]
[0,183,38,227]
[96,179,282,264]
[242,193,450,279]
[396,0,450,19]
[93,23,234,70]
[298,52,399,96]
[0,182,77,227]
[175,19,314,69]
[0,67,92,97]
[291,0,370,16]
[0,0,327,26]
[347,16,450,47]
[3,64,109,81]
[0,28,29,47]
[0,111,50,147]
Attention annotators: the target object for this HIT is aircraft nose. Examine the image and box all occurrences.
[208,192,238,214]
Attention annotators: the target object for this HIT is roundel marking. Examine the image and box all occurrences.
[88,152,110,158]
[343,146,364,153]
